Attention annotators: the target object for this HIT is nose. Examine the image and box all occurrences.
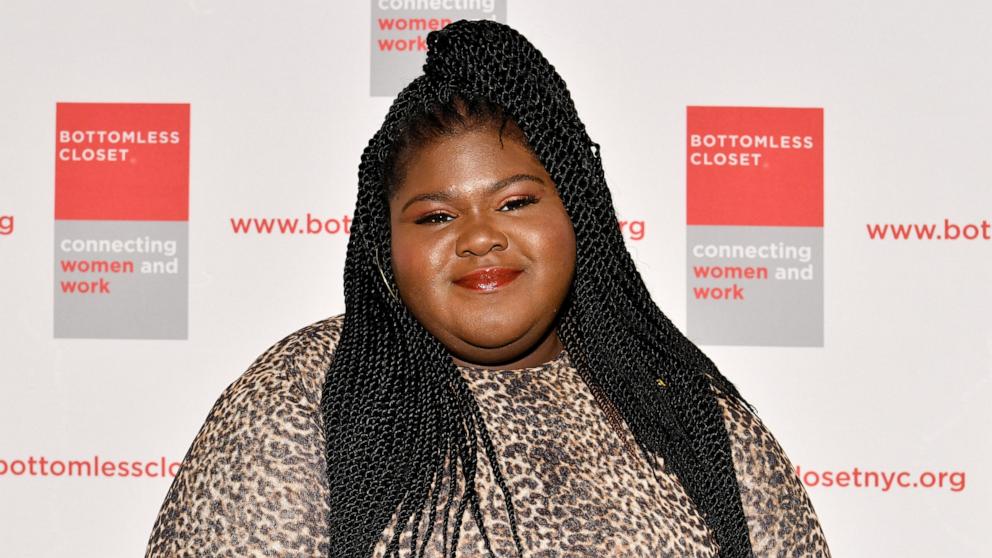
[455,215,508,257]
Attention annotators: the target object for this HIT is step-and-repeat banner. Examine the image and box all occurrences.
[1,1,988,556]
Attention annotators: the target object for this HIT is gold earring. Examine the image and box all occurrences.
[368,241,399,303]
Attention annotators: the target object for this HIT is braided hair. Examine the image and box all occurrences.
[322,19,758,558]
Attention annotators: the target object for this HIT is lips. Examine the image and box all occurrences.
[453,267,522,292]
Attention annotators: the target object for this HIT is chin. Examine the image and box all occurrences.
[455,311,536,350]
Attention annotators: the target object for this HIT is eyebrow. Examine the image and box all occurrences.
[400,173,545,213]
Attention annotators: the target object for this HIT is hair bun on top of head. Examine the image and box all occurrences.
[424,20,547,93]
[418,19,599,200]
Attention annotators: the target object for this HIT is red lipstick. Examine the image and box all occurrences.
[454,267,522,292]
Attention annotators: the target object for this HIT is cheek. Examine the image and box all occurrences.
[516,210,576,300]
[536,212,577,271]
[391,232,446,296]
[390,242,419,294]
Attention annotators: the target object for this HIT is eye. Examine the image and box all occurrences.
[414,212,454,225]
[499,195,539,212]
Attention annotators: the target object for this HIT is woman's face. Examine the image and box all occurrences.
[389,124,576,368]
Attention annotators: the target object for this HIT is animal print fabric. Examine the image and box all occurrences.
[145,314,831,557]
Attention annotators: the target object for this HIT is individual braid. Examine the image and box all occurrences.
[322,19,758,558]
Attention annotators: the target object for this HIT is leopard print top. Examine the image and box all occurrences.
[145,314,831,557]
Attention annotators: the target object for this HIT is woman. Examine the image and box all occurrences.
[146,20,831,558]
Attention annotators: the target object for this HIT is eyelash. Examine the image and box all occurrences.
[414,195,539,225]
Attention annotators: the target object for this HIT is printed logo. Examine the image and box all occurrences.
[686,106,823,346]
[54,102,190,339]
[370,0,507,97]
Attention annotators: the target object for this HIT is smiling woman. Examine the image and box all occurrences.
[388,107,575,369]
[145,19,830,558]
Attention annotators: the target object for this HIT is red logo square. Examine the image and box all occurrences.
[55,103,190,221]
[687,106,823,227]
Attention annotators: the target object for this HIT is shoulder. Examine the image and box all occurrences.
[236,312,346,406]
[183,312,344,449]
[145,313,345,557]
[708,380,832,557]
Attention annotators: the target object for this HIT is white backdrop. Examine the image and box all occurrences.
[1,1,990,556]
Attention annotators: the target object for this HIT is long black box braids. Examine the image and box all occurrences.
[321,19,757,558]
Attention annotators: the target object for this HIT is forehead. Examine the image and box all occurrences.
[393,128,547,198]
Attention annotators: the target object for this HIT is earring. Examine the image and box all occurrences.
[368,240,399,303]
